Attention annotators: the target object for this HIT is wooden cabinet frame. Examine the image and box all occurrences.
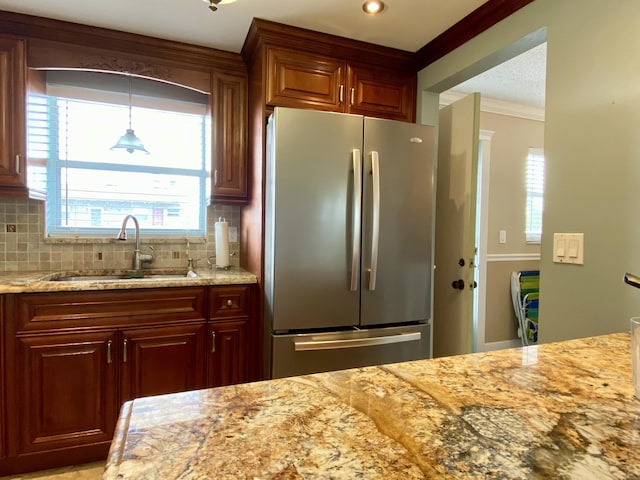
[0,284,258,475]
[0,10,249,203]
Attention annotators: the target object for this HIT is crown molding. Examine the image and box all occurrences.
[415,0,536,70]
[439,91,544,122]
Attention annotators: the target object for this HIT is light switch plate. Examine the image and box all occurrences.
[553,233,584,265]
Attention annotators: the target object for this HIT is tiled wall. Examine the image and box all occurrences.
[0,198,241,273]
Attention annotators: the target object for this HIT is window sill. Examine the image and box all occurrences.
[44,236,207,245]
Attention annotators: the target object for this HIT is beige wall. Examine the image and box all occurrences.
[0,198,241,272]
[481,111,543,343]
[420,0,640,343]
[482,111,544,255]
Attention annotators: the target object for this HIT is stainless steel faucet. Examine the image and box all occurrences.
[117,215,153,270]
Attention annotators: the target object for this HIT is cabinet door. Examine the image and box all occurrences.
[15,331,117,454]
[266,47,345,112]
[212,71,248,203]
[120,323,205,402]
[207,320,248,387]
[0,37,26,191]
[347,64,416,122]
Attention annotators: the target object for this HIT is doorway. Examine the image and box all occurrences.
[426,32,547,357]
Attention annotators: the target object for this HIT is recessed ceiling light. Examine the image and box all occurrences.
[362,0,385,15]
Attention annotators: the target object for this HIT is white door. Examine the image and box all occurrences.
[433,93,480,357]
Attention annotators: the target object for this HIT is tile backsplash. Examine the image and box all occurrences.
[0,198,241,273]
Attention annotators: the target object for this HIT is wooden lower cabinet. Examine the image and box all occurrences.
[120,323,206,401]
[1,284,258,475]
[15,330,118,455]
[207,320,248,387]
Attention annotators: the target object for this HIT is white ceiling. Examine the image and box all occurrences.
[0,0,489,53]
[0,0,544,109]
[448,42,547,109]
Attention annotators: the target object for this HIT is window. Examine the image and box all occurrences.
[27,71,210,237]
[525,147,545,243]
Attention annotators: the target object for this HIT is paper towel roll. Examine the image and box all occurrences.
[215,217,230,268]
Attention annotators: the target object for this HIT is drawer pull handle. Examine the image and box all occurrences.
[226,299,233,307]
[211,331,216,353]
[107,340,112,364]
[123,339,128,363]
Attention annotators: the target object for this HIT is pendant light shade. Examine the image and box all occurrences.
[112,129,149,154]
[111,75,149,154]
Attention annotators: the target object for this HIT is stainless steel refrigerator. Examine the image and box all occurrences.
[265,107,435,379]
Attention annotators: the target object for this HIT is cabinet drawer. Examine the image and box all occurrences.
[210,286,249,319]
[15,287,207,332]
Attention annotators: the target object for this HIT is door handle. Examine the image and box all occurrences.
[350,149,362,291]
[123,339,128,363]
[369,151,380,291]
[107,340,112,364]
[211,331,216,353]
[452,279,465,290]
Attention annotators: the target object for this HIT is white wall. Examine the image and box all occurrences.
[418,0,640,343]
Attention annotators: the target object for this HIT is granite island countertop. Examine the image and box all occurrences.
[0,267,257,293]
[104,332,640,479]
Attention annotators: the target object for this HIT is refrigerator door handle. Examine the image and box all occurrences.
[294,332,421,351]
[369,151,380,290]
[350,149,362,291]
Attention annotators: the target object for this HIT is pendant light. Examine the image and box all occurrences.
[111,75,149,154]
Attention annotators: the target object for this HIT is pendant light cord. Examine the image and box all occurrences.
[128,75,133,130]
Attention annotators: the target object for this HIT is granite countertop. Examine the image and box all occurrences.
[104,332,640,479]
[0,268,257,293]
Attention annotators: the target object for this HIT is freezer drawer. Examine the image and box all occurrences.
[271,323,430,379]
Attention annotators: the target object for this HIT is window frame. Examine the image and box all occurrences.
[525,147,545,244]
[27,75,211,239]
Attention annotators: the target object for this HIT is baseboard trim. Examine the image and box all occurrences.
[478,339,522,352]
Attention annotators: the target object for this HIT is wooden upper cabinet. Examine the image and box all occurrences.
[347,64,415,121]
[212,71,248,203]
[266,47,345,112]
[0,37,26,193]
[264,46,415,121]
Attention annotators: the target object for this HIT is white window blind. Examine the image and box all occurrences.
[525,147,545,243]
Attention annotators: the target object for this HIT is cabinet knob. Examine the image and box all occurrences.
[226,299,233,307]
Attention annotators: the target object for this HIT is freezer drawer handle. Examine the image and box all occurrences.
[350,149,362,291]
[294,331,421,351]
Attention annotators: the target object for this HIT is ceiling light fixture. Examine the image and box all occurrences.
[203,0,236,12]
[111,75,149,155]
[362,0,385,14]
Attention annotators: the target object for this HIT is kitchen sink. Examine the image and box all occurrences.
[49,272,192,282]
